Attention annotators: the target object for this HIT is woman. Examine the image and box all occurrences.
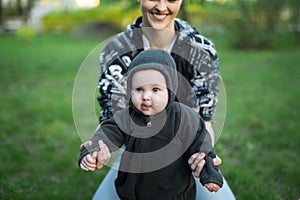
[80,0,235,199]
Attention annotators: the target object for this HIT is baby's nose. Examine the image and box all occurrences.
[142,91,151,101]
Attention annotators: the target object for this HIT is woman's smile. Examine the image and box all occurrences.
[151,12,168,22]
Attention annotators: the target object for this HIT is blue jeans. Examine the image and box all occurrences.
[93,152,235,200]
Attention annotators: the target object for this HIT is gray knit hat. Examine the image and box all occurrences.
[127,50,178,99]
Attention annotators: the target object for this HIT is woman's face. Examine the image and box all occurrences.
[138,0,183,30]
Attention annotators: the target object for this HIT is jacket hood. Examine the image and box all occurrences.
[127,16,199,37]
[126,50,178,108]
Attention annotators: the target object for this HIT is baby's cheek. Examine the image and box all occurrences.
[131,94,141,107]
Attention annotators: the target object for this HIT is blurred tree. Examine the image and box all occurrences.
[2,0,36,22]
[288,0,300,43]
[126,0,139,8]
[27,0,35,12]
[256,0,284,32]
[180,0,189,21]
[187,0,206,4]
[16,0,23,16]
[17,0,35,22]
[232,0,285,48]
[24,0,35,22]
[0,0,3,25]
[179,0,206,21]
[100,0,138,8]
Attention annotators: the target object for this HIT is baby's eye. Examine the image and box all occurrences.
[152,87,160,93]
[135,87,143,92]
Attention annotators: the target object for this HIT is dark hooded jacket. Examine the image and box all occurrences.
[79,50,223,200]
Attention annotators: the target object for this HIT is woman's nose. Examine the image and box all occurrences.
[156,0,167,11]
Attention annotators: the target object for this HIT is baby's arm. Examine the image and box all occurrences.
[199,151,223,192]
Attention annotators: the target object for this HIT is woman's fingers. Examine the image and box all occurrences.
[188,152,205,166]
[96,140,111,169]
[80,140,92,151]
[213,154,222,166]
[188,152,206,177]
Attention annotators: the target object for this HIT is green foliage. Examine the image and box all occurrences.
[42,9,101,32]
[94,5,140,28]
[100,0,139,8]
[182,0,299,49]
[226,0,293,49]
[15,25,36,41]
[191,2,236,30]
[181,3,206,25]
[40,1,298,49]
[41,5,140,32]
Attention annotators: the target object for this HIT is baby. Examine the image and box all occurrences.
[79,50,223,199]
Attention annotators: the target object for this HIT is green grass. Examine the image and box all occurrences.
[0,33,109,199]
[0,32,299,199]
[215,41,300,199]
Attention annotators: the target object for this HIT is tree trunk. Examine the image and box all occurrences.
[290,0,300,43]
[24,0,35,23]
[0,0,3,26]
[16,0,23,16]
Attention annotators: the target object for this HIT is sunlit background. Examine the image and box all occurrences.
[76,0,100,8]
[2,0,100,8]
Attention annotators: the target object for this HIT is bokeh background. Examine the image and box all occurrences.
[0,0,299,199]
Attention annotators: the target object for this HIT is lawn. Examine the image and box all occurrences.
[0,32,299,199]
[217,46,300,199]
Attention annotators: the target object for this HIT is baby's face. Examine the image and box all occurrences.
[131,69,168,116]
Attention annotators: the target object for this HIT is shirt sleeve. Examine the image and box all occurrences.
[191,35,221,122]
[199,151,224,187]
[97,44,132,122]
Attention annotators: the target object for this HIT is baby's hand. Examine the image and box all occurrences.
[205,183,220,192]
[80,151,97,171]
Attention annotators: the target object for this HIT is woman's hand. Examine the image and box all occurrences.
[96,140,111,169]
[80,140,111,170]
[188,153,222,177]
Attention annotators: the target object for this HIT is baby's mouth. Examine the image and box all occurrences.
[141,103,151,111]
